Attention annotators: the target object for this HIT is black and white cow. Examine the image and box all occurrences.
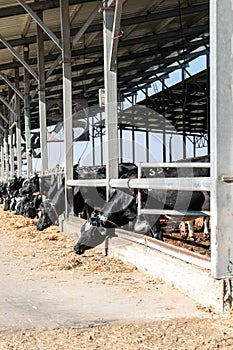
[3,173,41,220]
[74,155,210,255]
[37,162,138,231]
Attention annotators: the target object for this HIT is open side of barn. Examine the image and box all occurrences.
[0,1,233,315]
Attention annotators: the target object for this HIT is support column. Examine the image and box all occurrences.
[119,127,123,163]
[60,0,73,217]
[132,126,135,164]
[8,86,14,177]
[100,111,103,165]
[9,126,14,177]
[0,136,4,181]
[4,128,9,181]
[15,67,22,177]
[146,130,149,162]
[92,116,95,165]
[206,52,210,156]
[103,2,119,198]
[210,0,233,278]
[181,67,186,159]
[162,79,166,162]
[37,11,48,173]
[23,46,32,178]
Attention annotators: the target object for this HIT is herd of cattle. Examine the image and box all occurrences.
[0,158,211,255]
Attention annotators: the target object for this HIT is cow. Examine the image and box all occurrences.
[74,155,210,255]
[37,200,59,231]
[73,189,164,255]
[3,174,41,220]
[179,216,210,240]
[37,162,138,231]
[21,173,39,195]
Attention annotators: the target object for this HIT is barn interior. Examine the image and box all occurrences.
[2,1,233,312]
[0,0,209,169]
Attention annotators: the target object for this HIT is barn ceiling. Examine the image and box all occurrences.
[0,0,209,134]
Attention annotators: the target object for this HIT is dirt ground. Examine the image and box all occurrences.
[0,206,233,350]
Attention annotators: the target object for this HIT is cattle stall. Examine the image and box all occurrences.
[0,1,231,313]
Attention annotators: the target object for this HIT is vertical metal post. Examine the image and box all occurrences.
[193,135,196,158]
[8,86,14,177]
[206,52,210,156]
[210,0,233,278]
[103,2,119,199]
[162,78,166,162]
[100,111,103,165]
[169,134,173,162]
[37,11,48,173]
[132,126,135,164]
[4,127,9,181]
[92,116,95,165]
[119,127,123,163]
[15,67,22,177]
[0,136,4,181]
[9,127,14,177]
[60,0,73,217]
[181,67,186,159]
[146,130,149,162]
[23,46,32,178]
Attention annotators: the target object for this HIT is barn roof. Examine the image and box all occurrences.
[0,0,209,133]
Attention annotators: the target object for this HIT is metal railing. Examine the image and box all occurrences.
[66,161,211,218]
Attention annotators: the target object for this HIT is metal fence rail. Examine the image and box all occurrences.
[66,161,211,218]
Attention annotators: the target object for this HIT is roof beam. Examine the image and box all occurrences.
[46,1,102,80]
[0,111,9,124]
[72,2,102,46]
[0,34,38,81]
[0,124,5,132]
[0,6,208,51]
[0,0,96,19]
[16,0,62,50]
[0,32,208,79]
[0,1,208,20]
[0,73,24,100]
[0,95,17,118]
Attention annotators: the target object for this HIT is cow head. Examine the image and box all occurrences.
[74,222,108,255]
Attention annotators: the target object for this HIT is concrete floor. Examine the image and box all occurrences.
[0,235,212,332]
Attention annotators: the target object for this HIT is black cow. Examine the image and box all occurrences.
[38,162,138,231]
[73,187,163,255]
[37,200,59,231]
[24,194,42,219]
[0,182,7,204]
[74,155,210,255]
[3,176,23,211]
[21,173,39,195]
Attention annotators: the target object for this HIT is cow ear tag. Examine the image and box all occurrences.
[100,228,107,236]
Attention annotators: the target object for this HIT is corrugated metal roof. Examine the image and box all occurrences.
[0,0,209,134]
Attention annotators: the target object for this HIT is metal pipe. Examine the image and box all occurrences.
[109,178,129,188]
[138,162,211,168]
[116,228,211,270]
[140,209,210,216]
[67,176,211,192]
[67,179,108,187]
[129,177,211,191]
